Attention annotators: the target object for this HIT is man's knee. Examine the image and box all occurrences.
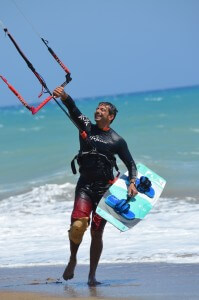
[69,217,89,244]
[91,229,104,240]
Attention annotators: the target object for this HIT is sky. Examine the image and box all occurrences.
[0,0,199,107]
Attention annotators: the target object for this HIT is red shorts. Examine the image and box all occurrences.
[71,177,110,232]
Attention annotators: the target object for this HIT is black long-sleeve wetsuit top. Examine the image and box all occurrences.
[63,95,137,183]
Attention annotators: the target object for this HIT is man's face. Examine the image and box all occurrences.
[94,104,113,124]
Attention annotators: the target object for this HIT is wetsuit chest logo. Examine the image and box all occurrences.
[90,135,108,144]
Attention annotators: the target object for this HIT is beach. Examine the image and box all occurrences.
[0,263,199,300]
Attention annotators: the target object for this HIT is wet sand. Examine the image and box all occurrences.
[0,263,199,300]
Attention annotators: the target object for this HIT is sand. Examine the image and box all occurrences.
[0,263,199,300]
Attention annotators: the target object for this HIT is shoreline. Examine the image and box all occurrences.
[0,263,199,299]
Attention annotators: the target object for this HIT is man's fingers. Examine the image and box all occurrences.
[129,187,138,197]
[53,87,64,98]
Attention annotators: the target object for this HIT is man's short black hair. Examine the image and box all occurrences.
[98,102,118,123]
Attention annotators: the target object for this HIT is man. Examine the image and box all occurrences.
[53,86,138,286]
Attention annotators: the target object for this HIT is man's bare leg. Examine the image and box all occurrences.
[88,230,103,286]
[63,240,80,280]
[63,217,89,280]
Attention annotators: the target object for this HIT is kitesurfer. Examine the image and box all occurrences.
[53,86,138,286]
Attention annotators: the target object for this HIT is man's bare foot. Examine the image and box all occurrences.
[63,258,76,281]
[87,276,102,286]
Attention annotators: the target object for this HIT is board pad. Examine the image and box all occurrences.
[96,163,166,231]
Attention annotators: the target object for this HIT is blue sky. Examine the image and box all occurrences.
[0,0,199,107]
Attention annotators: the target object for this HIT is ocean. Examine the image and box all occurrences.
[0,86,199,267]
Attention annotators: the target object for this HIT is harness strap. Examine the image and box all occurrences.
[71,155,78,175]
[108,171,120,185]
[70,150,120,184]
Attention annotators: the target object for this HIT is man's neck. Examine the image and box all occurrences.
[96,121,110,131]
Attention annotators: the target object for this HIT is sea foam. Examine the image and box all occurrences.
[0,184,199,267]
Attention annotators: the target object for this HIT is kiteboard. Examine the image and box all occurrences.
[96,163,166,232]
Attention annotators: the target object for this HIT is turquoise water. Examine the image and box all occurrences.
[0,86,199,267]
[1,86,198,198]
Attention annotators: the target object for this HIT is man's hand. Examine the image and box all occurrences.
[53,86,68,101]
[128,182,138,198]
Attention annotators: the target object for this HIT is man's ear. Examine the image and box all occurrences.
[108,114,114,122]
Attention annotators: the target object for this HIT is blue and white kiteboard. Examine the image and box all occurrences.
[96,163,166,232]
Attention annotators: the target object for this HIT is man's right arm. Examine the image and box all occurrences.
[53,86,91,132]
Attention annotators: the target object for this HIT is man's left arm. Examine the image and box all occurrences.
[117,139,138,197]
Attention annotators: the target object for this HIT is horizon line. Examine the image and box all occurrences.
[1,83,199,109]
[77,83,199,101]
